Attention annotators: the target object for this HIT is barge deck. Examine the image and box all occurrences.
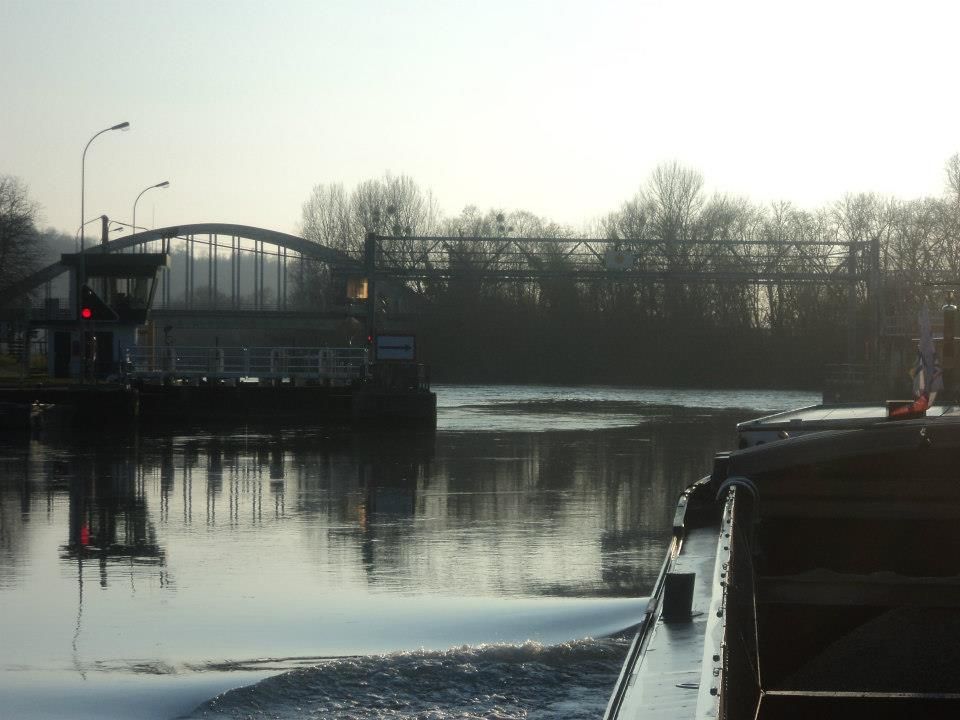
[606,409,960,720]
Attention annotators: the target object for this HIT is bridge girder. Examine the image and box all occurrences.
[101,223,360,268]
[365,233,871,285]
[0,223,359,306]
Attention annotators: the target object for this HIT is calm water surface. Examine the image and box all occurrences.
[0,385,817,719]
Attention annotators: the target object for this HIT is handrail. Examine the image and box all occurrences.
[123,346,369,382]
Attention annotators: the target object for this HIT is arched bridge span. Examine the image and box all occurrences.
[102,223,359,267]
[1,223,361,312]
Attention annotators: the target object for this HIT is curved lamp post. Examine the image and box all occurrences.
[79,121,129,382]
[132,180,169,250]
[80,121,129,258]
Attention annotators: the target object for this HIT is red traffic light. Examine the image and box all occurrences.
[78,284,118,322]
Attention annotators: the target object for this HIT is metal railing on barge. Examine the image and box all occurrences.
[122,346,369,384]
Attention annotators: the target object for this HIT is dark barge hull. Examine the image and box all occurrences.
[139,384,437,426]
[606,413,960,720]
[0,382,436,428]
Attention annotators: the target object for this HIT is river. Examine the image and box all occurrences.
[0,384,818,719]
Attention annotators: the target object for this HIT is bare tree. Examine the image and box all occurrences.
[946,153,960,208]
[644,161,705,248]
[300,173,441,255]
[0,175,42,294]
[298,173,443,305]
[350,173,440,238]
[300,182,358,255]
[604,196,648,242]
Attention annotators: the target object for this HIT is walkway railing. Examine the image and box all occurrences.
[123,346,369,383]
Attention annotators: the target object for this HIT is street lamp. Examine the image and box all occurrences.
[109,220,144,233]
[74,215,108,251]
[79,121,129,382]
[132,180,169,251]
[80,121,129,259]
[74,215,128,250]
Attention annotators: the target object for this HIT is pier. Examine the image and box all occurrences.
[0,225,436,428]
[0,220,907,424]
[0,353,435,429]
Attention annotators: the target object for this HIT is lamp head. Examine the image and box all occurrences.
[111,121,130,131]
[156,181,170,189]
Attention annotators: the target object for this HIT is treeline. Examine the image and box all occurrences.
[297,161,960,388]
[5,162,960,388]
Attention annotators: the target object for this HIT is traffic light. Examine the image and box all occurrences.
[79,284,118,322]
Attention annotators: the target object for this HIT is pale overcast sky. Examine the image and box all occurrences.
[2,0,959,237]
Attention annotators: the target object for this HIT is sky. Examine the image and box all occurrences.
[3,0,960,238]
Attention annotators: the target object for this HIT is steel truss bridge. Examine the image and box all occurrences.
[1,223,881,337]
[362,232,881,363]
[366,233,875,285]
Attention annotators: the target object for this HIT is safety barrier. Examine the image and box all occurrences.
[122,346,369,383]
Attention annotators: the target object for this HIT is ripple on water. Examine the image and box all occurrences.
[187,637,630,720]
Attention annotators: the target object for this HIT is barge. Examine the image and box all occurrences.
[0,345,436,429]
[605,406,960,720]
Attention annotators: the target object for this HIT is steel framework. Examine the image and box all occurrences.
[366,233,874,284]
[3,226,883,359]
[363,233,881,364]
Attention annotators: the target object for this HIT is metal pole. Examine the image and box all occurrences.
[233,236,239,309]
[254,240,259,309]
[869,234,881,363]
[162,237,169,307]
[213,234,219,308]
[184,236,190,308]
[231,237,236,308]
[298,253,303,311]
[133,181,169,252]
[189,235,195,308]
[277,245,283,311]
[100,215,111,308]
[847,241,858,364]
[365,232,377,349]
[208,234,214,308]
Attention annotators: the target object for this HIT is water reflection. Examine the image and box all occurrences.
[62,459,164,588]
[1,411,739,601]
[0,402,749,720]
[0,384,822,720]
[0,416,752,707]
